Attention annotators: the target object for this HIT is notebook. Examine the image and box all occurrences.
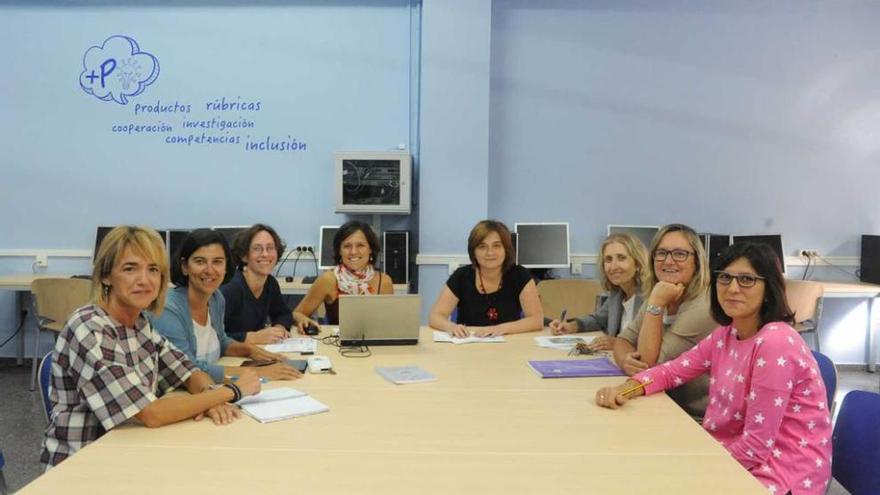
[237,388,329,423]
[527,357,625,378]
[375,365,437,384]
[339,294,421,346]
[432,330,505,345]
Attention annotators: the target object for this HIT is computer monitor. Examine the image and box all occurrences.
[731,234,786,273]
[607,225,659,251]
[211,226,248,247]
[514,223,570,269]
[318,225,340,270]
[699,233,731,264]
[93,225,116,260]
[334,151,412,215]
[167,229,192,262]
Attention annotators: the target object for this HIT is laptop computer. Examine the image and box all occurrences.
[338,294,421,346]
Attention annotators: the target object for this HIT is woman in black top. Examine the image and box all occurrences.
[219,224,293,344]
[429,220,543,337]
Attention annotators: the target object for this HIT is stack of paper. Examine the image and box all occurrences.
[264,338,317,353]
[533,335,593,350]
[432,330,505,345]
[237,388,329,423]
[375,365,437,385]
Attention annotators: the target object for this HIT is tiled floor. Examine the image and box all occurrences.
[0,360,875,493]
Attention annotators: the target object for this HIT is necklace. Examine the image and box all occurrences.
[477,269,501,322]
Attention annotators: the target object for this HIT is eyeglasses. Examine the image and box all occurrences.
[250,244,276,255]
[653,249,694,262]
[715,271,765,288]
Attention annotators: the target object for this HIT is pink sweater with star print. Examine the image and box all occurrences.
[633,322,831,495]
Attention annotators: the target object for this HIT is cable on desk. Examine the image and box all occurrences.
[312,333,371,358]
[275,249,300,278]
[815,254,859,279]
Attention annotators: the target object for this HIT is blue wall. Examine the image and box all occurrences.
[3,0,880,364]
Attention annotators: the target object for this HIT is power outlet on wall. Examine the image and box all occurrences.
[35,254,48,268]
[799,249,819,257]
[296,245,315,254]
[571,262,582,275]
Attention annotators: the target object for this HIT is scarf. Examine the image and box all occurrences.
[334,263,376,295]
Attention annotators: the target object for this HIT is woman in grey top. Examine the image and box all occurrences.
[549,233,649,351]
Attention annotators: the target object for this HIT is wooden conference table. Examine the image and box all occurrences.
[20,328,765,495]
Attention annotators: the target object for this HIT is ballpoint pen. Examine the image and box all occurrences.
[227,375,269,384]
[620,379,652,398]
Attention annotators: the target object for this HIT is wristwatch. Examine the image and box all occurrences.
[645,304,664,316]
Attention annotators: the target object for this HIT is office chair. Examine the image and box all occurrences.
[810,350,837,415]
[0,446,7,495]
[39,351,54,423]
[784,280,824,351]
[832,390,880,495]
[536,279,604,323]
[29,278,91,391]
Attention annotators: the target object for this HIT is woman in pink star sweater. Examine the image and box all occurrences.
[595,242,831,494]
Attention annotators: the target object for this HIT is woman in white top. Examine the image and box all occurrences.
[152,229,301,383]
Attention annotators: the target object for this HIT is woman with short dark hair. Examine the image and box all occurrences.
[220,223,293,344]
[428,220,543,337]
[153,229,301,382]
[595,242,831,494]
[292,220,393,332]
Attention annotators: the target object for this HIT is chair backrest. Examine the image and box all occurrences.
[39,351,54,423]
[810,350,836,410]
[833,390,880,495]
[536,279,604,319]
[31,278,92,331]
[784,279,824,324]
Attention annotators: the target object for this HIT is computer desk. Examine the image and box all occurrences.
[18,328,766,495]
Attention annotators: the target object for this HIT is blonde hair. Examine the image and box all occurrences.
[645,224,710,302]
[597,233,650,295]
[91,225,169,315]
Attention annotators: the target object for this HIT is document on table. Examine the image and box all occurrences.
[238,388,329,423]
[527,357,625,378]
[264,338,317,353]
[375,365,437,385]
[534,335,594,350]
[432,330,505,344]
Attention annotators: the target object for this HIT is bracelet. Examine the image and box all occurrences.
[222,383,242,403]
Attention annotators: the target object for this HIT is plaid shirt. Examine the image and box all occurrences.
[40,304,196,469]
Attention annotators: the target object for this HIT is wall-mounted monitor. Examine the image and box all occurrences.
[607,225,659,251]
[731,234,786,274]
[515,223,570,269]
[700,233,731,264]
[334,151,412,214]
[319,225,340,271]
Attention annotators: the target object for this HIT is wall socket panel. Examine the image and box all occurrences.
[35,254,48,267]
[799,249,819,257]
[295,245,315,253]
[571,262,583,275]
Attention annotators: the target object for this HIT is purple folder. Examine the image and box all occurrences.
[527,357,625,378]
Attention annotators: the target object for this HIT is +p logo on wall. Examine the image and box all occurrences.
[80,35,159,105]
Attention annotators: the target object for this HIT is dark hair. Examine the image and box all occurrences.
[709,241,795,326]
[333,220,381,266]
[467,220,515,273]
[171,229,235,287]
[231,223,286,270]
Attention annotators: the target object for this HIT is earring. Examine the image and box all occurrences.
[102,284,111,297]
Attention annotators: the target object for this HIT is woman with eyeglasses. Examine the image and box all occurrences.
[596,242,831,494]
[292,220,393,333]
[428,220,543,337]
[548,233,649,351]
[152,229,302,382]
[612,223,716,417]
[219,224,294,344]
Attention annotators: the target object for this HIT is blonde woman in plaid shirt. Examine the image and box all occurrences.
[41,226,261,469]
